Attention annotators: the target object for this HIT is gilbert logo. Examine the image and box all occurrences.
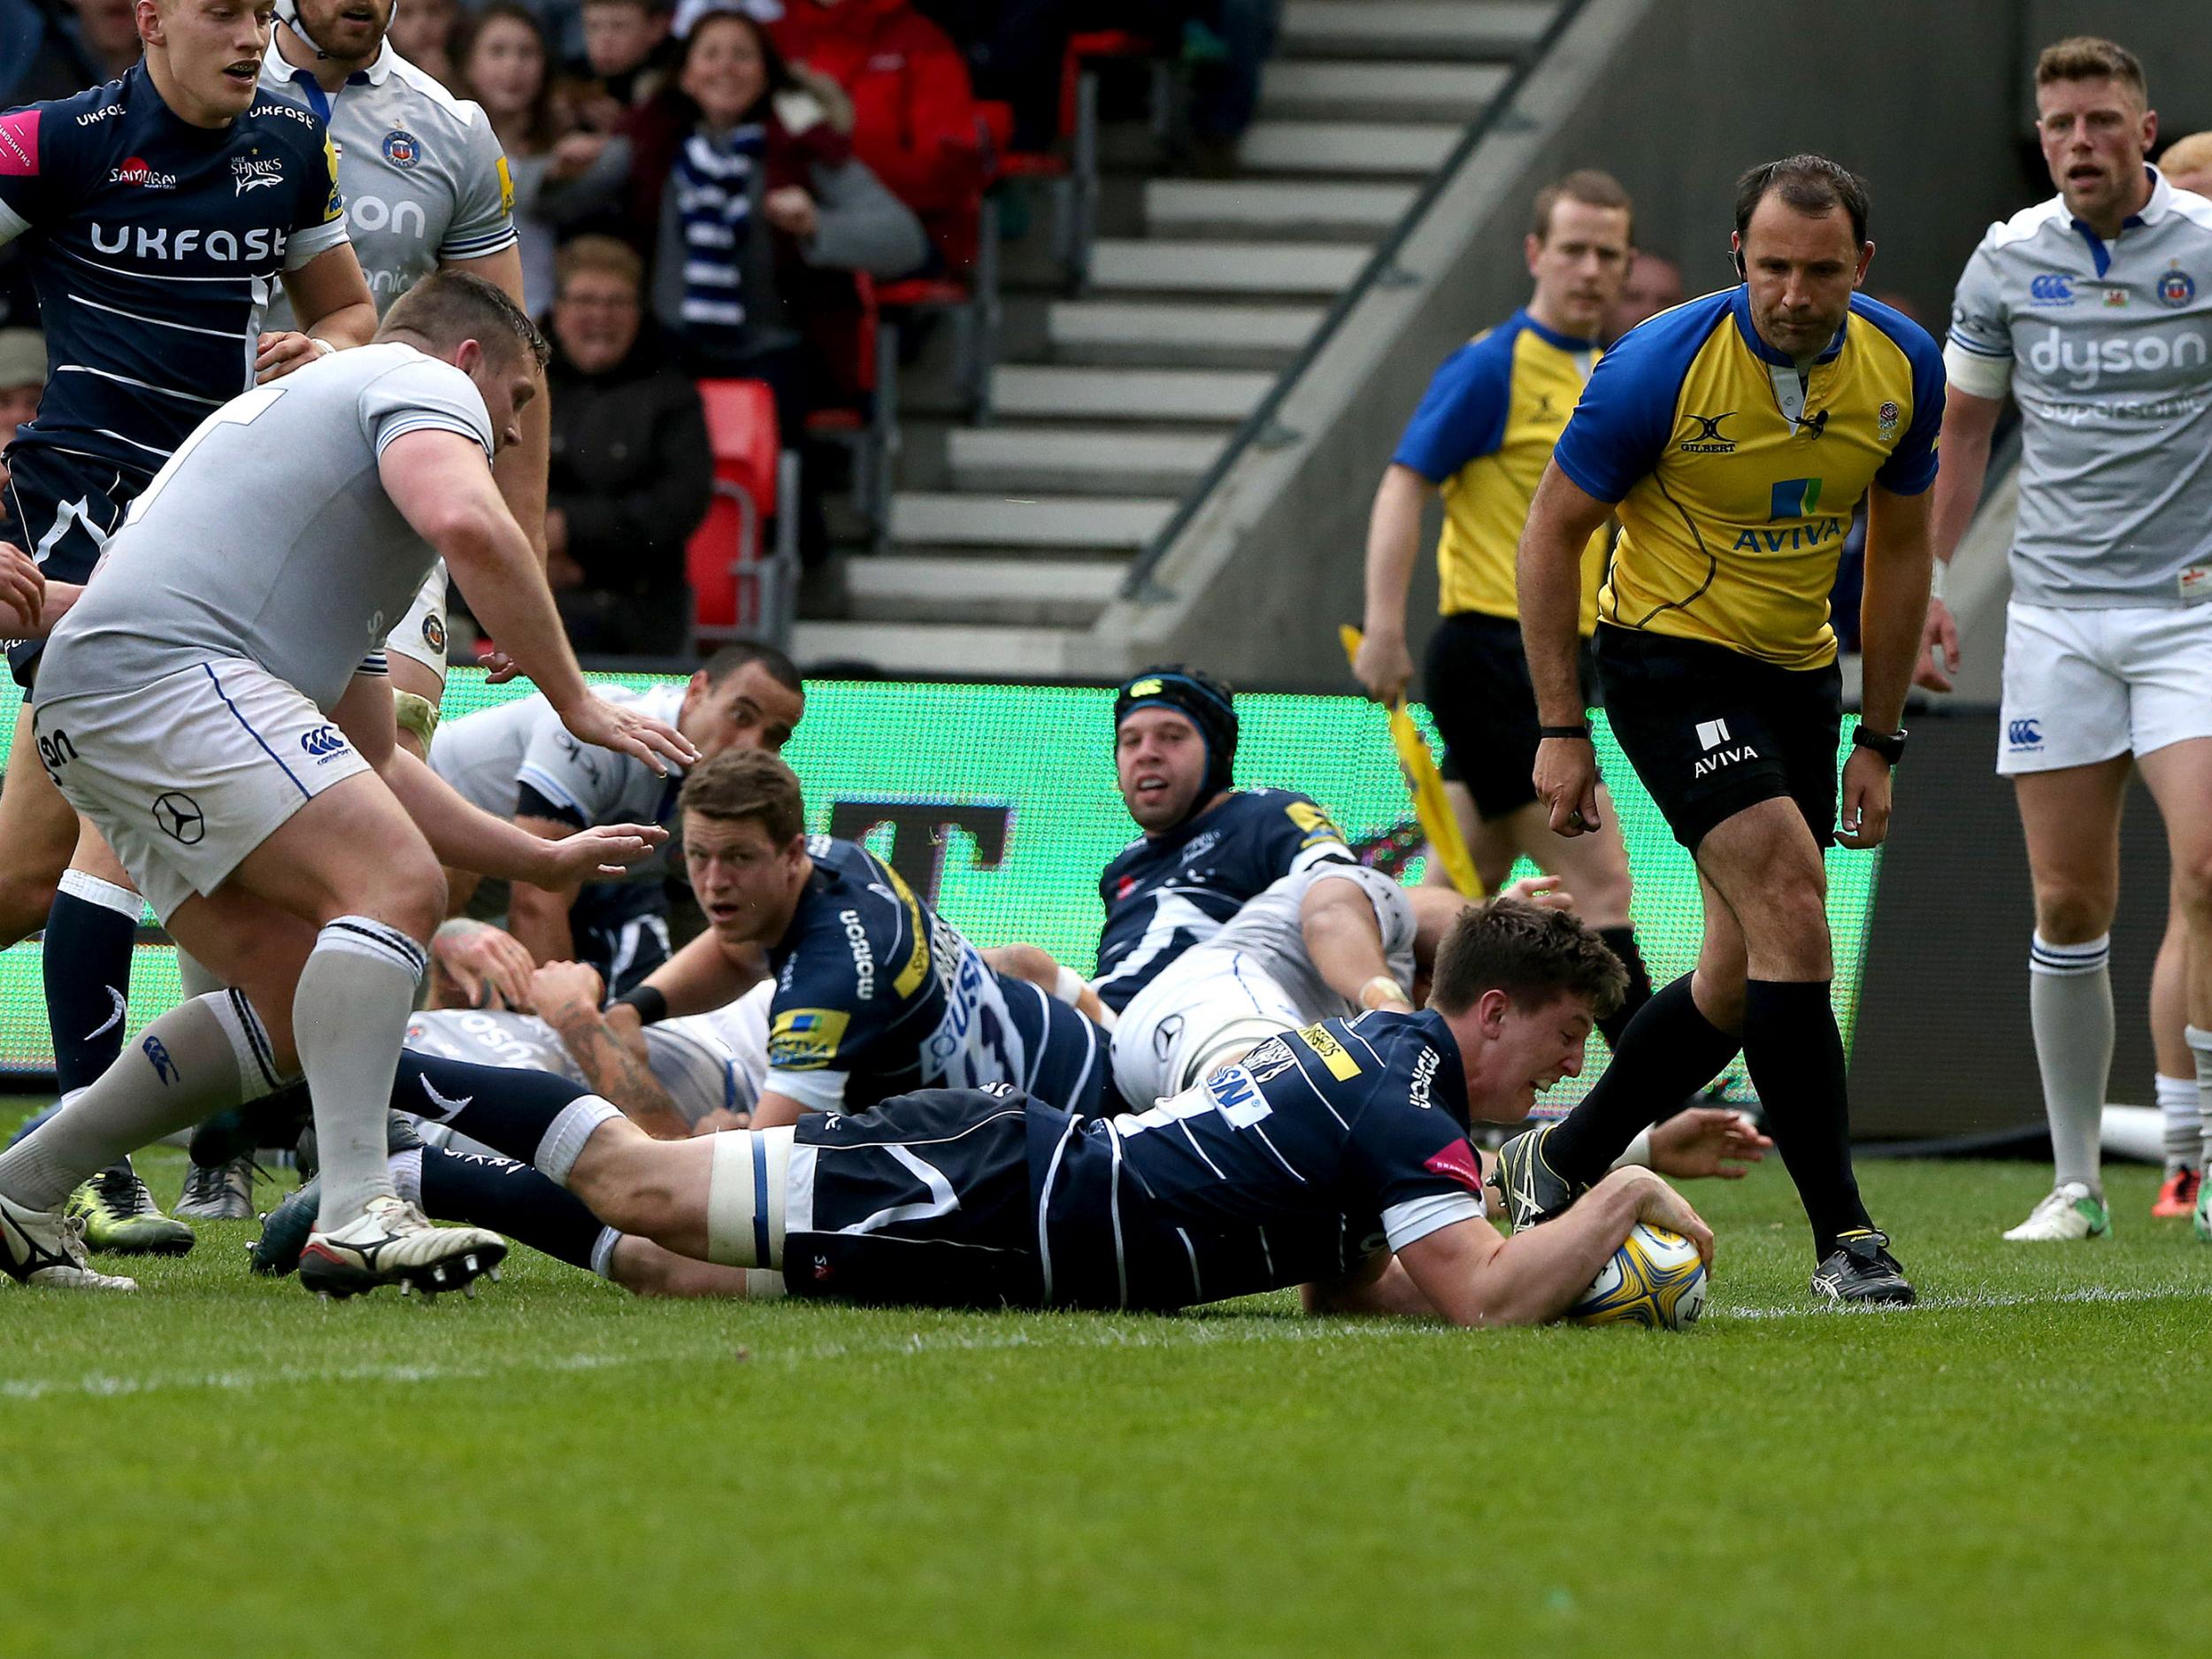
[233,154,284,194]
[1693,718,1759,779]
[110,156,179,189]
[1678,411,1737,454]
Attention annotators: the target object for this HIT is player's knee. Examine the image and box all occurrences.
[2167,847,2212,918]
[0,866,62,943]
[2031,882,2115,943]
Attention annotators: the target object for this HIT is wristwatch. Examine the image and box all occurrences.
[1852,725,1908,764]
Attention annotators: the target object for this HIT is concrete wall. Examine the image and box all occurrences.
[1087,0,2205,692]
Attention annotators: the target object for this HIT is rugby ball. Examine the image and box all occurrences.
[1567,1224,1708,1330]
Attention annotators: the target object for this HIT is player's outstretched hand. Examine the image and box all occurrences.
[1836,746,1893,849]
[1914,596,1959,693]
[558,695,700,775]
[1352,629,1413,704]
[1532,735,1601,838]
[543,821,671,883]
[480,649,524,685]
[254,331,331,383]
[0,541,43,637]
[431,918,537,1011]
[1647,1106,1772,1180]
[1612,1167,1716,1267]
[1498,873,1576,912]
[531,959,606,1025]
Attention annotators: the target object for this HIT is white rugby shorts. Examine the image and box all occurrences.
[1110,948,1303,1109]
[1998,599,2212,774]
[32,659,370,921]
[382,560,450,683]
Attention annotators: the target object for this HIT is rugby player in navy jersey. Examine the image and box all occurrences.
[385,895,1713,1321]
[1092,666,1356,1017]
[0,0,377,1251]
[536,748,1117,1133]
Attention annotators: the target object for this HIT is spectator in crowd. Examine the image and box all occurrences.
[1,0,102,108]
[566,0,676,131]
[2162,131,2212,196]
[543,236,714,655]
[771,0,985,266]
[63,0,143,81]
[458,3,603,314]
[0,328,44,497]
[1606,246,1684,341]
[388,0,463,88]
[911,0,1072,153]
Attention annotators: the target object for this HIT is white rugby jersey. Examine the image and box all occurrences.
[257,34,516,326]
[1946,165,2212,607]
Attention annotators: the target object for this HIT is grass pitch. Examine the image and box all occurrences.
[2,1103,2205,1659]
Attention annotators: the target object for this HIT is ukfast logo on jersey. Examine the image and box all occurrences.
[89,223,291,263]
[1692,718,1759,779]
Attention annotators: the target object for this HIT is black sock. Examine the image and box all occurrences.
[1740,979,1872,1259]
[417,1144,611,1273]
[392,1052,595,1164]
[43,879,143,1185]
[1595,926,1656,1051]
[1546,973,1740,1185]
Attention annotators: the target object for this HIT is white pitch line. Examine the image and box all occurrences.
[1714,1283,2212,1321]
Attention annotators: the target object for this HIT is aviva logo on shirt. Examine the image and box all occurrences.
[1733,477,1844,552]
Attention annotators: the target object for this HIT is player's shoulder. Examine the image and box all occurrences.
[1847,292,1943,376]
[12,74,127,129]
[1433,313,1525,380]
[0,77,123,171]
[1973,193,2072,257]
[1335,1010,1463,1116]
[381,50,491,131]
[244,88,332,152]
[2162,183,2212,239]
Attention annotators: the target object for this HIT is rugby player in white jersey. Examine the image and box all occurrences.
[1925,39,2212,1242]
[0,272,695,1296]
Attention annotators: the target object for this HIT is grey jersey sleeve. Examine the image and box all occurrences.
[1307,863,1419,991]
[358,356,495,462]
[513,715,626,827]
[1943,235,2015,400]
[441,108,520,263]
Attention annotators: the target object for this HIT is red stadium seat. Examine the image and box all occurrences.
[689,379,800,646]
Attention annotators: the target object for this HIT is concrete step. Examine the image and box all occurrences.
[1259,59,1509,121]
[845,555,1122,626]
[1280,1,1555,59]
[948,426,1226,495]
[1048,300,1324,368]
[994,365,1273,422]
[1234,120,1462,177]
[792,618,1078,679]
[1144,179,1415,239]
[890,492,1175,550]
[1090,239,1366,296]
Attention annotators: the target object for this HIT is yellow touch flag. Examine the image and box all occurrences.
[1340,625,1484,898]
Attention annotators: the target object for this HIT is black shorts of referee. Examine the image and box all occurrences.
[1594,623,1842,854]
[1424,611,1596,821]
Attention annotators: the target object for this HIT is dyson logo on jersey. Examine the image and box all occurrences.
[109,157,180,189]
[89,223,291,263]
[232,155,285,194]
[2026,327,2208,388]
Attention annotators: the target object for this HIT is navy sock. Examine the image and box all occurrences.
[418,1144,609,1272]
[1594,926,1656,1052]
[43,875,143,1183]
[1740,979,1873,1259]
[1545,973,1740,1185]
[392,1052,595,1165]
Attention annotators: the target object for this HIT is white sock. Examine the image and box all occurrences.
[2155,1072,2200,1174]
[293,918,426,1231]
[0,991,281,1211]
[2030,933,2112,1193]
[2188,1025,2212,1175]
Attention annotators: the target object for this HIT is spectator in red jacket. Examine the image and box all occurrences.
[770,0,985,267]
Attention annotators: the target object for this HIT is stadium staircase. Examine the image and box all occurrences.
[793,1,1566,678]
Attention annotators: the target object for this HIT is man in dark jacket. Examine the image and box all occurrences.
[546,235,714,656]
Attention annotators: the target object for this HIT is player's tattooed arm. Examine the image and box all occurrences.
[534,961,694,1139]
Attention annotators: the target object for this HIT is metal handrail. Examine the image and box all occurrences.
[1116,0,1596,601]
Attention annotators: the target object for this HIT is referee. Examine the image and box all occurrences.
[1355,170,1656,1052]
[1501,156,1941,1305]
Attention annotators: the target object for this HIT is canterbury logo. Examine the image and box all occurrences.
[300,726,347,758]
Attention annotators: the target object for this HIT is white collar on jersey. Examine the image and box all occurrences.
[262,30,399,90]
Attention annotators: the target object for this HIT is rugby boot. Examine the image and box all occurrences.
[1,1190,136,1290]
[2001,1181,2111,1242]
[1810,1228,1916,1305]
[249,1174,319,1277]
[1488,1123,1582,1230]
[2152,1165,2200,1219]
[175,1156,257,1221]
[298,1195,505,1301]
[64,1162,196,1256]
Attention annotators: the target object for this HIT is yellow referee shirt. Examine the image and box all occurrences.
[1551,288,1944,669]
[1392,309,1606,634]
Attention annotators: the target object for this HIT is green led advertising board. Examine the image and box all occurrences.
[0,672,1881,1108]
